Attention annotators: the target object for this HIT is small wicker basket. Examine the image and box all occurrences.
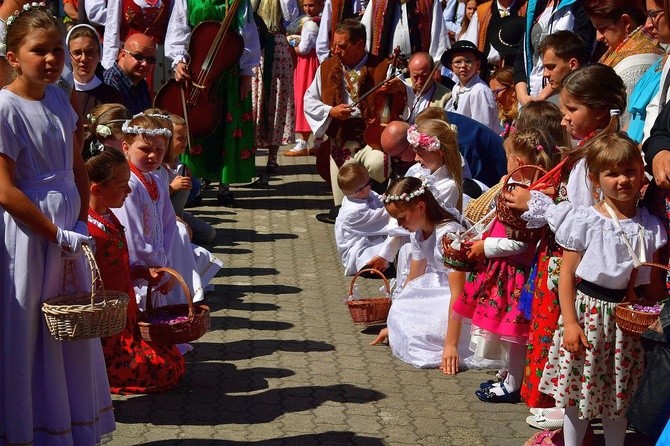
[137,267,211,344]
[42,244,129,341]
[496,165,555,243]
[347,269,391,326]
[616,262,666,338]
[442,233,478,272]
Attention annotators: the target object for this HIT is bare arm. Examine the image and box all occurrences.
[558,249,589,353]
[441,270,465,375]
[0,153,59,242]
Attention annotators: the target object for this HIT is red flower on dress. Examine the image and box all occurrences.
[226,113,234,122]
[232,129,243,139]
[240,149,251,160]
[241,112,252,122]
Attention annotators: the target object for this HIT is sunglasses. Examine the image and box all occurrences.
[122,49,157,64]
[355,179,372,193]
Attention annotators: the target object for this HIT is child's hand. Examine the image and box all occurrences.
[563,322,589,353]
[370,327,389,345]
[503,187,531,211]
[170,175,192,192]
[466,240,485,261]
[440,344,459,375]
[156,274,177,295]
[365,256,389,272]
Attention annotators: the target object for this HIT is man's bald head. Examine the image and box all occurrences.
[381,121,414,162]
[408,52,434,94]
[118,33,157,84]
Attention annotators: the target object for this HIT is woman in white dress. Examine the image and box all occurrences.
[372,176,471,370]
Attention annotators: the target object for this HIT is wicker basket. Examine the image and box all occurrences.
[137,267,211,344]
[442,233,479,272]
[347,269,391,326]
[42,244,129,341]
[464,181,502,226]
[496,165,555,242]
[616,262,666,338]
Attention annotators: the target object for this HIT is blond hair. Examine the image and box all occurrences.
[337,162,370,196]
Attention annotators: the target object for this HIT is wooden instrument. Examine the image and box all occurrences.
[153,0,244,138]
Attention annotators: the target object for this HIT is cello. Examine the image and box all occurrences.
[153,0,244,139]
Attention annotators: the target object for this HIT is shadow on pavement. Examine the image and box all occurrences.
[113,384,385,425]
[213,229,298,245]
[137,431,386,445]
[191,340,335,361]
[208,284,302,301]
[209,316,294,332]
[221,267,279,277]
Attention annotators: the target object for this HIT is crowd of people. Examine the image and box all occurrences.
[1,0,670,445]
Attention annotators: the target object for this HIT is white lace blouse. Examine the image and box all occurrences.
[547,203,667,289]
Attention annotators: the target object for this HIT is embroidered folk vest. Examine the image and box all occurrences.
[120,0,169,44]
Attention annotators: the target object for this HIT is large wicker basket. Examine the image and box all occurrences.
[137,267,210,344]
[42,244,129,341]
[616,262,666,338]
[496,165,555,242]
[347,268,391,326]
[464,181,502,226]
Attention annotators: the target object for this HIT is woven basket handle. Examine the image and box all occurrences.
[146,267,194,318]
[503,164,556,193]
[81,244,108,307]
[624,262,670,304]
[349,268,391,297]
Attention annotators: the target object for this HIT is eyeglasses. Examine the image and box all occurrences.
[122,49,157,64]
[70,49,99,60]
[452,58,475,67]
[648,8,664,20]
[355,179,372,193]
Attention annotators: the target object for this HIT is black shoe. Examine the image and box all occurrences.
[217,192,236,207]
[249,176,270,188]
[316,205,340,224]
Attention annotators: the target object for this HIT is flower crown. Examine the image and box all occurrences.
[407,125,441,152]
[122,120,172,138]
[0,2,48,56]
[381,179,429,203]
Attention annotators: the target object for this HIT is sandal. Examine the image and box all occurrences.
[266,147,279,174]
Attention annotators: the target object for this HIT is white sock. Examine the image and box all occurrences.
[563,406,589,446]
[602,416,627,446]
[502,342,527,391]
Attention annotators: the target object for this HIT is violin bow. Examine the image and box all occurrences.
[350,67,407,108]
[179,83,193,152]
[409,61,442,117]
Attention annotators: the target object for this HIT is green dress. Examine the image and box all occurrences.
[182,0,256,184]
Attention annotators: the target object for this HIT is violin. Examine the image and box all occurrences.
[153,0,244,139]
[363,47,407,151]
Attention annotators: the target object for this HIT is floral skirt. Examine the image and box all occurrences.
[453,258,530,341]
[102,326,186,394]
[538,290,643,420]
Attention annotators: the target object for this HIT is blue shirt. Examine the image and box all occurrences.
[103,63,151,115]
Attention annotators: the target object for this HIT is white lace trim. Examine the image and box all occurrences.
[520,190,553,229]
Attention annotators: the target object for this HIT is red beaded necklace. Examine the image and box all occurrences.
[88,208,124,239]
[145,0,159,7]
[577,130,599,146]
[129,162,159,201]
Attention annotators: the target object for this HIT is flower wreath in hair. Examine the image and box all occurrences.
[381,178,430,203]
[406,125,441,152]
[122,113,173,138]
[0,2,48,56]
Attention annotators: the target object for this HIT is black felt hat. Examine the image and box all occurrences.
[488,15,526,57]
[440,40,486,67]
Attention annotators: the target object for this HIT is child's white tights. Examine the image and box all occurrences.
[490,342,526,395]
[564,406,627,446]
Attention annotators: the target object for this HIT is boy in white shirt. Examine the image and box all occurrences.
[443,40,501,133]
[334,163,400,276]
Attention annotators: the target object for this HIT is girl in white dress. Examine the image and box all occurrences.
[0,5,115,444]
[371,177,471,370]
[538,133,667,446]
[112,114,178,310]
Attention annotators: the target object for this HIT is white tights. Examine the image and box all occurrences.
[563,406,627,446]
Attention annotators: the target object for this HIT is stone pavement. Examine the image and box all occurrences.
[109,150,561,445]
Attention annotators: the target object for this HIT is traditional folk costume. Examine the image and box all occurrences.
[361,0,448,61]
[251,0,300,152]
[294,14,321,136]
[102,0,173,91]
[87,209,186,394]
[599,26,663,128]
[404,80,452,124]
[165,0,262,185]
[387,221,472,368]
[0,85,115,445]
[538,203,666,419]
[112,164,177,309]
[304,52,392,205]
